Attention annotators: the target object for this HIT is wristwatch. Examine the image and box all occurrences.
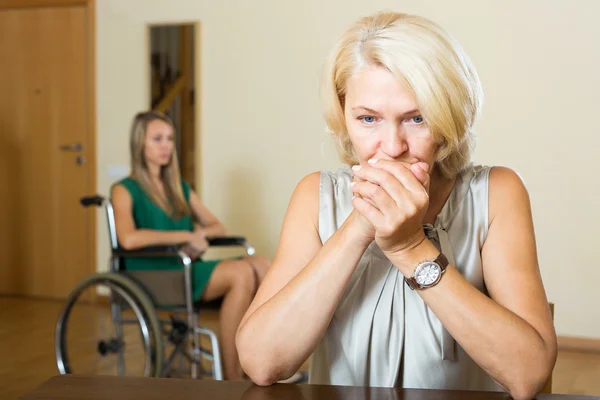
[405,253,449,290]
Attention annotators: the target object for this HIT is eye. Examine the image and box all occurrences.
[407,116,424,124]
[358,115,378,125]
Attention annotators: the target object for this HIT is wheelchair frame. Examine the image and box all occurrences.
[55,194,256,380]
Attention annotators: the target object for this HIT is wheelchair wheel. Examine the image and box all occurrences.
[55,272,164,377]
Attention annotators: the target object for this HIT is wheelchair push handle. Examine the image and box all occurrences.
[80,195,105,207]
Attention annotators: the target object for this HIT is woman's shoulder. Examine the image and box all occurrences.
[291,171,321,201]
[464,164,530,226]
[111,177,146,204]
[457,163,527,207]
[488,165,525,186]
[465,164,526,196]
[113,176,140,194]
[465,164,523,187]
[487,165,530,207]
[292,167,352,201]
[320,166,352,186]
[115,176,136,185]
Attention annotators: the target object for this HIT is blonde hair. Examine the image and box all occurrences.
[129,111,191,218]
[322,12,483,179]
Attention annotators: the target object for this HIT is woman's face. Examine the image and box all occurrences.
[143,119,175,168]
[343,65,438,171]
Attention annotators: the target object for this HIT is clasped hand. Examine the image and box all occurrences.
[182,225,208,260]
[350,159,430,257]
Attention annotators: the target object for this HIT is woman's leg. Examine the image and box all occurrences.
[244,255,271,286]
[201,259,256,380]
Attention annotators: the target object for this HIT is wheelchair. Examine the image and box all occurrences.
[55,195,255,380]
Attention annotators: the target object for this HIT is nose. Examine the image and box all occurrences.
[380,124,407,159]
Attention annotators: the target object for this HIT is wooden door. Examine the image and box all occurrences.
[0,4,95,298]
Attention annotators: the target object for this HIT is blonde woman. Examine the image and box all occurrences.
[112,111,270,380]
[236,12,557,399]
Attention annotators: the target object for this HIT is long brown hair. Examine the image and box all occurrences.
[129,110,191,218]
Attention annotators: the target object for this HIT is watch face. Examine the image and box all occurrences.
[415,262,441,287]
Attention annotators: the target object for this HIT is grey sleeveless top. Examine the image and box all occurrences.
[309,163,502,391]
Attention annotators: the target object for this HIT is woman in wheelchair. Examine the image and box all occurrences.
[111,110,270,380]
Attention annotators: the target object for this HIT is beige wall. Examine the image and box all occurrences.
[96,0,600,338]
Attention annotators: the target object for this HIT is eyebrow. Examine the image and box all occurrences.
[351,106,420,117]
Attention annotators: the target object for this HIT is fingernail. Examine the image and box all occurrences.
[352,165,362,171]
[367,158,378,165]
[350,182,356,187]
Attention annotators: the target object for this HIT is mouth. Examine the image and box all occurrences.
[368,158,417,165]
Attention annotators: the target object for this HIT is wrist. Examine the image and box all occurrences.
[340,214,373,249]
[388,238,440,277]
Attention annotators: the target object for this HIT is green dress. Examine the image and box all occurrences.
[114,177,220,301]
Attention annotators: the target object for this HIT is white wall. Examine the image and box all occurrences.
[96,0,600,338]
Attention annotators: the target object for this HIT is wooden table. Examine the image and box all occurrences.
[18,375,595,400]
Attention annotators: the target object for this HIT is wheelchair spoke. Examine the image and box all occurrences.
[56,278,154,377]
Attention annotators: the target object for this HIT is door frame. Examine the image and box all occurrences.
[1,0,97,278]
[146,21,201,196]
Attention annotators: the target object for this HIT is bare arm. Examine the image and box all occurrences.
[387,167,557,400]
[235,172,373,386]
[188,189,227,237]
[112,184,192,249]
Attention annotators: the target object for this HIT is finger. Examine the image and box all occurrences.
[369,159,427,191]
[351,179,405,218]
[351,195,386,229]
[352,164,410,203]
[351,174,377,207]
[354,193,378,208]
[367,159,429,195]
[409,163,431,195]
[415,161,430,173]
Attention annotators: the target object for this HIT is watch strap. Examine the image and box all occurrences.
[405,252,449,290]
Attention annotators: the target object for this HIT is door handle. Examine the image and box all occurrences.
[59,143,83,152]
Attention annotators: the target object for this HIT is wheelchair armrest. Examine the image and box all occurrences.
[207,236,256,256]
[112,245,182,258]
[207,236,247,246]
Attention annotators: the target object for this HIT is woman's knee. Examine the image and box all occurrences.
[250,255,270,268]
[246,255,270,281]
[230,260,257,293]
